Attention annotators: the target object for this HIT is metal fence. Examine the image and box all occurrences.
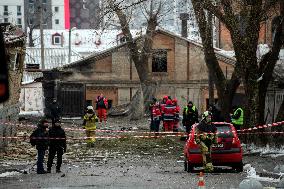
[265,89,284,123]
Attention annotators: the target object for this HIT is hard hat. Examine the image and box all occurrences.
[172,98,177,103]
[202,111,212,119]
[163,95,168,100]
[87,106,94,111]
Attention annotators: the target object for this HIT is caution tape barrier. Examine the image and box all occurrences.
[0,121,283,136]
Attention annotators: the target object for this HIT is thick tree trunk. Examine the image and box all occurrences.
[192,0,240,121]
[276,100,284,122]
[28,28,34,47]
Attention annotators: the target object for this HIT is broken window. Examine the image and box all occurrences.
[152,50,167,72]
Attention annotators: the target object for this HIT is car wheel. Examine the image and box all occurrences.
[184,159,188,172]
[233,162,243,172]
[187,161,194,173]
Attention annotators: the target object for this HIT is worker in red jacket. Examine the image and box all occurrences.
[172,98,180,132]
[96,93,108,127]
[162,99,176,132]
[151,101,162,133]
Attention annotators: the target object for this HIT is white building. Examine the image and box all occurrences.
[51,0,65,30]
[0,0,25,29]
[0,0,65,30]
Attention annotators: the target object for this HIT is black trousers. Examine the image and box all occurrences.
[47,147,63,170]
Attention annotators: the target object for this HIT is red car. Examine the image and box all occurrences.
[183,122,243,172]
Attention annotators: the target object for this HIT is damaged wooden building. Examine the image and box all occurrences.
[43,29,243,117]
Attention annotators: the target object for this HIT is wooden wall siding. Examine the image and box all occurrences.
[86,87,118,108]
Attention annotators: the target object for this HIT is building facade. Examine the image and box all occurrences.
[0,0,25,29]
[42,29,241,117]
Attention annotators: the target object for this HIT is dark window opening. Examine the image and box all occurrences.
[152,50,167,72]
[108,100,112,109]
[85,100,92,108]
[55,6,59,12]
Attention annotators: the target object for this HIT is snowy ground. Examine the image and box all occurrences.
[0,117,284,188]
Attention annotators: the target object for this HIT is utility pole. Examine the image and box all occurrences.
[68,28,71,63]
[39,0,45,70]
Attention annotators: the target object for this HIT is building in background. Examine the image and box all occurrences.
[67,0,101,29]
[0,0,25,29]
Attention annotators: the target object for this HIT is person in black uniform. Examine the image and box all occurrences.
[30,118,49,174]
[47,120,66,173]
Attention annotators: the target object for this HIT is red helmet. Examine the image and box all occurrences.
[172,98,177,103]
[163,95,168,100]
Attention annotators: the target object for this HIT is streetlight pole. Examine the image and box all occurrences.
[68,27,76,64]
[68,28,71,63]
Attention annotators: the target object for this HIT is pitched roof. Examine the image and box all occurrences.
[58,28,236,70]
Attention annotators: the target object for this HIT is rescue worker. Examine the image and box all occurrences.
[208,104,224,122]
[96,93,108,127]
[172,98,180,132]
[231,106,244,131]
[47,120,66,173]
[83,106,98,147]
[195,111,217,172]
[182,101,198,134]
[30,118,49,174]
[151,101,162,133]
[162,99,176,132]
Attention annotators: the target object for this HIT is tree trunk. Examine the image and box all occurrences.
[29,28,34,47]
[128,85,144,120]
[276,99,284,122]
[192,0,240,121]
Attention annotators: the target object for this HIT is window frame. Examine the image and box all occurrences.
[55,6,59,12]
[53,35,61,45]
[17,6,21,16]
[152,49,168,73]
[55,19,59,25]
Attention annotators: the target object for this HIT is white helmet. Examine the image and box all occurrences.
[86,106,94,111]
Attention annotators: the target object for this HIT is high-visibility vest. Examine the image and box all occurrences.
[184,105,196,114]
[232,108,244,125]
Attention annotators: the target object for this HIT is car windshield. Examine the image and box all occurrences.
[216,124,234,138]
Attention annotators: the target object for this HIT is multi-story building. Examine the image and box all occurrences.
[24,0,52,30]
[0,0,25,29]
[51,0,64,29]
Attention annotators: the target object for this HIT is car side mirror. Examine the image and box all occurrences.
[0,28,9,103]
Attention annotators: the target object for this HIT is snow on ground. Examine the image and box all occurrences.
[243,143,284,157]
[0,171,22,177]
[244,164,280,183]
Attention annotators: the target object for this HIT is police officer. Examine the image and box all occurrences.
[182,101,198,134]
[231,106,244,131]
[195,111,217,172]
[30,118,49,174]
[47,120,66,173]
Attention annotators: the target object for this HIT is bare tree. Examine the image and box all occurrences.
[191,0,241,121]
[104,0,164,119]
[193,0,284,128]
[26,0,53,47]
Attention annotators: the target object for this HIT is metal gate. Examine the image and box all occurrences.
[59,83,85,117]
[265,89,284,123]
